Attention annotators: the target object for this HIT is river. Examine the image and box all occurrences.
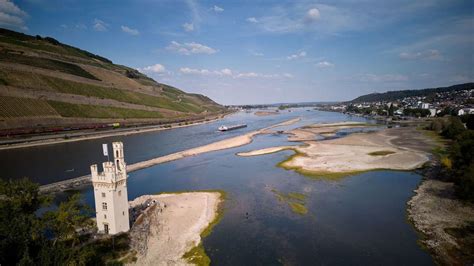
[0,108,433,265]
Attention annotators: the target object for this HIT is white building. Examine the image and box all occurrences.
[91,142,130,235]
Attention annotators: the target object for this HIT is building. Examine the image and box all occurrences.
[90,142,130,235]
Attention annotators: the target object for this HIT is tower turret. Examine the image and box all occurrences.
[91,142,130,235]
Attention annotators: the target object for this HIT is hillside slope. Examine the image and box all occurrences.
[0,28,226,133]
[351,83,474,103]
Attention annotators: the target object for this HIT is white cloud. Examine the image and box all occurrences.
[211,5,224,12]
[317,61,334,67]
[251,4,368,34]
[0,0,26,16]
[139,64,167,75]
[246,17,259,23]
[0,0,28,30]
[287,51,306,60]
[121,25,139,35]
[182,22,194,32]
[179,67,232,76]
[221,68,233,76]
[358,74,408,82]
[179,67,292,79]
[252,51,264,56]
[399,49,442,60]
[93,18,108,31]
[167,41,217,55]
[305,8,320,22]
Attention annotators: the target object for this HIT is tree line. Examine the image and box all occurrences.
[426,114,474,201]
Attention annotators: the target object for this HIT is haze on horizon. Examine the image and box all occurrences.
[2,0,473,105]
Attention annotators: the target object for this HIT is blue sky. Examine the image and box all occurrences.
[1,0,473,104]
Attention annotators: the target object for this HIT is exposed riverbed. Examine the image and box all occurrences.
[0,109,434,265]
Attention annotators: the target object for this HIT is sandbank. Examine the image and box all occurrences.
[254,111,279,116]
[237,123,432,176]
[128,192,223,265]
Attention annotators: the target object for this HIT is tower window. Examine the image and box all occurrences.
[104,214,107,219]
[102,192,106,198]
[116,150,119,157]
[123,211,125,216]
[102,202,107,210]
[118,190,122,196]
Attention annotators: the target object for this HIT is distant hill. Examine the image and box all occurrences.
[0,28,226,132]
[350,83,474,103]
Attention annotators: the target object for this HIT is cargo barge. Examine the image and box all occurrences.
[218,124,247,131]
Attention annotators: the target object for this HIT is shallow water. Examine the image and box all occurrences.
[1,109,432,265]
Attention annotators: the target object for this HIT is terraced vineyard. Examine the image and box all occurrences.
[0,28,226,131]
[0,96,59,118]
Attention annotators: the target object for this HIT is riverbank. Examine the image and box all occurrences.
[128,191,223,265]
[39,117,301,193]
[407,179,474,265]
[0,112,234,150]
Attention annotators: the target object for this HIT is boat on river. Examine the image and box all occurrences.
[218,124,247,131]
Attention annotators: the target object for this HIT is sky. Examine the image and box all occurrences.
[1,0,473,105]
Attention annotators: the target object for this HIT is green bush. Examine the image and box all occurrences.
[441,116,466,139]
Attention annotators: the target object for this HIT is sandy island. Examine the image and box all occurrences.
[128,192,223,265]
[254,111,279,116]
[237,122,433,175]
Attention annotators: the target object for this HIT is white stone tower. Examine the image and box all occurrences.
[90,141,130,235]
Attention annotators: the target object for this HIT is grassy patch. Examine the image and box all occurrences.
[49,101,163,119]
[183,243,210,266]
[289,202,308,215]
[368,150,396,156]
[287,192,307,201]
[271,189,308,216]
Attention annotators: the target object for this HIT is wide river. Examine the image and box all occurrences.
[0,109,433,265]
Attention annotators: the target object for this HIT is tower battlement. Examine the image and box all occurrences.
[91,141,130,235]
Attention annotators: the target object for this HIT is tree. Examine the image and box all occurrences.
[441,116,466,139]
[388,103,394,116]
[0,178,50,264]
[450,130,474,201]
[0,178,98,265]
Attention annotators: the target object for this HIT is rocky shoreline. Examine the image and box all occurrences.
[407,165,474,265]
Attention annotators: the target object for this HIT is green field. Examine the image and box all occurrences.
[0,96,59,118]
